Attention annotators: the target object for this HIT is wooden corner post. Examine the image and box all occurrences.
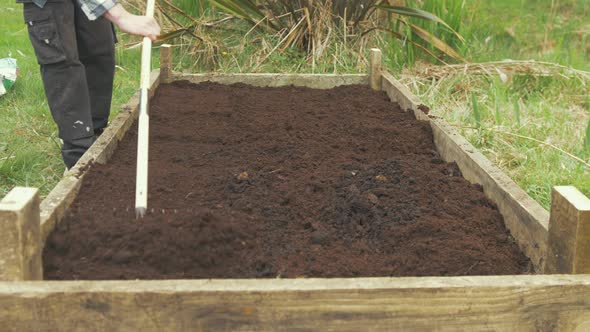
[160,44,172,83]
[369,48,382,91]
[0,187,42,281]
[545,186,590,274]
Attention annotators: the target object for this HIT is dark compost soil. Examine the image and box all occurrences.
[43,81,532,280]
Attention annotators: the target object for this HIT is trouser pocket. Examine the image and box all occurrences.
[23,6,66,64]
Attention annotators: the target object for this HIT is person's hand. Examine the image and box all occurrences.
[104,5,161,41]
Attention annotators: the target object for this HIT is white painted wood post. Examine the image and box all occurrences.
[135,0,156,218]
[369,48,382,91]
[160,44,172,83]
[545,186,590,274]
[0,187,42,280]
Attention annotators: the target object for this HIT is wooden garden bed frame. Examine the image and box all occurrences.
[1,47,589,330]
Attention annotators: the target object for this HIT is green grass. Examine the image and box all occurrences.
[403,0,590,208]
[463,0,589,70]
[411,72,590,208]
[0,2,61,196]
[387,0,467,67]
[1,0,588,210]
[0,0,143,196]
[173,0,213,18]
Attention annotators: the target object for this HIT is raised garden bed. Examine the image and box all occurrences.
[43,80,530,280]
[1,47,589,330]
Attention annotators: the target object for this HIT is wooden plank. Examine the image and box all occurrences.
[369,48,382,90]
[159,44,172,83]
[546,186,590,274]
[39,70,161,242]
[381,71,428,120]
[134,10,156,218]
[0,187,42,281]
[1,276,590,331]
[429,119,550,271]
[381,72,550,271]
[176,73,368,89]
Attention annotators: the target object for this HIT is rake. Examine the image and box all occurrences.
[135,0,157,219]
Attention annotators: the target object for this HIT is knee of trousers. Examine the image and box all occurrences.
[63,135,94,151]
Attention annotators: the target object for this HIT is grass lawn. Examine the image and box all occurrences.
[1,0,588,209]
[0,0,142,196]
[1,2,62,196]
[403,0,589,208]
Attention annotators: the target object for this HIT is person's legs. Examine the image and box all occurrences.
[74,5,116,137]
[23,1,94,169]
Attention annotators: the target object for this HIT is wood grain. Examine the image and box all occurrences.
[0,187,41,281]
[1,276,590,331]
[159,44,172,83]
[178,73,368,89]
[381,71,426,120]
[546,186,590,274]
[369,48,382,90]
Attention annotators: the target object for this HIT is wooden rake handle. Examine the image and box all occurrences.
[135,0,157,218]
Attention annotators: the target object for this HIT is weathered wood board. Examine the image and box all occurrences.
[0,188,41,281]
[1,276,590,331]
[369,48,383,90]
[546,186,590,274]
[179,73,369,89]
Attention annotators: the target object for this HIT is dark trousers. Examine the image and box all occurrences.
[23,1,116,168]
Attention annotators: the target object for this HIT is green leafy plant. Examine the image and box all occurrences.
[172,0,214,17]
[205,0,465,62]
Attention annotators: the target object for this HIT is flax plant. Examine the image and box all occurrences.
[206,0,465,63]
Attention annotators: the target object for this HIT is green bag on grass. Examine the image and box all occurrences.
[0,58,18,97]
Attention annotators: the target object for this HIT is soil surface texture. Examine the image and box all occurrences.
[44,81,532,280]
